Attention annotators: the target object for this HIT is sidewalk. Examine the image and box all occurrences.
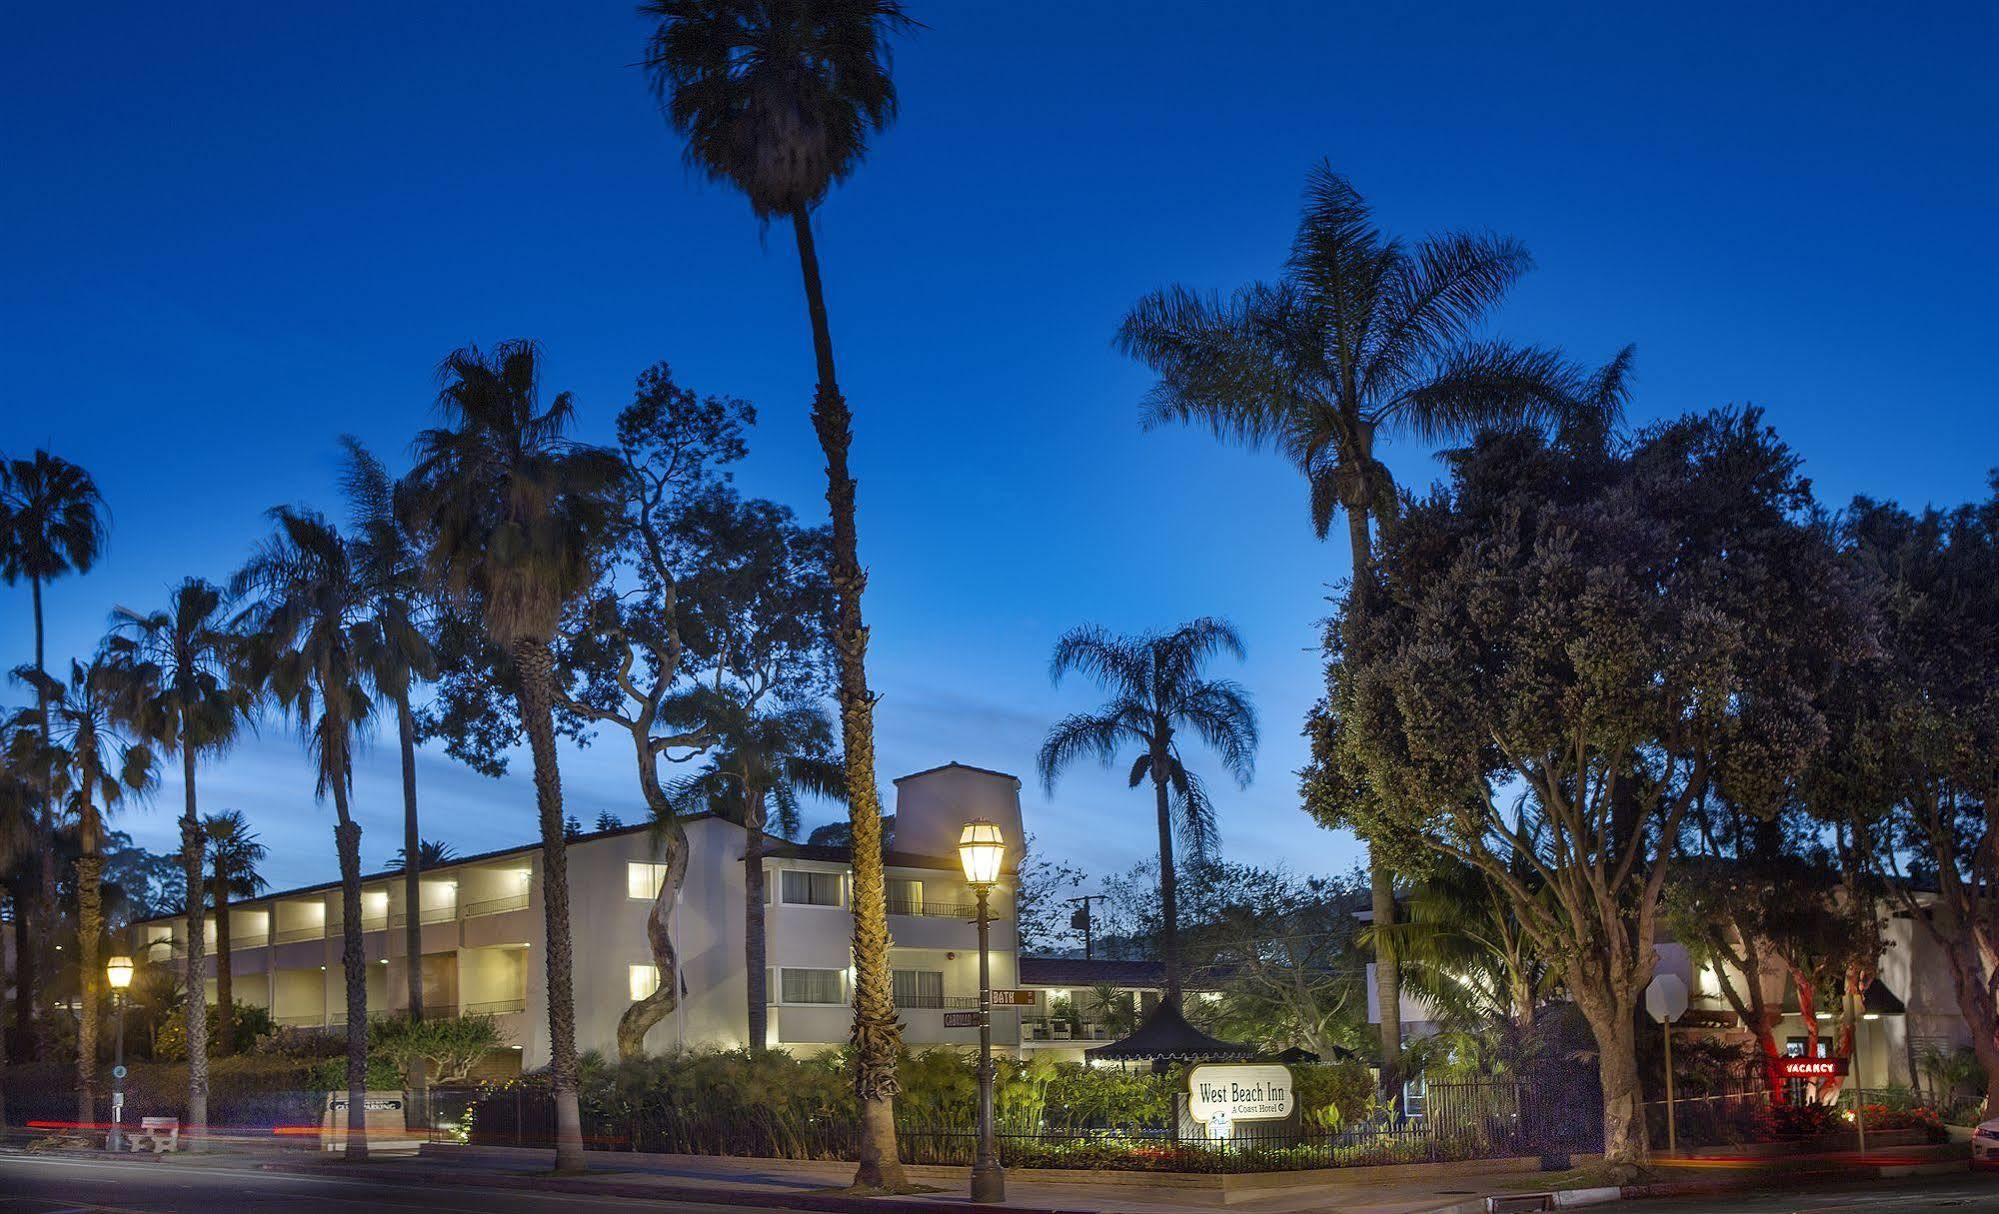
[256,1142,1584,1214]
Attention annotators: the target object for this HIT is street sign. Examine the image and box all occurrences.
[1775,1057,1849,1079]
[943,1011,980,1028]
[989,989,1036,1007]
[1645,974,1688,1024]
[112,1065,127,1080]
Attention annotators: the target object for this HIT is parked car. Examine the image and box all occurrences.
[1973,1118,1999,1169]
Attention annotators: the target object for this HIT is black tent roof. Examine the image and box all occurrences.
[1083,1000,1259,1063]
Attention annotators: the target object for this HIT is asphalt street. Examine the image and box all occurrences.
[1618,1174,1997,1213]
[0,1152,790,1214]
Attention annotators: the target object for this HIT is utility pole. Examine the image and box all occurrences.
[1066,895,1106,960]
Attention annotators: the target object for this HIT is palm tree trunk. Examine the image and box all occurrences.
[1343,503,1403,1101]
[29,575,51,1053]
[330,787,368,1163]
[1150,747,1182,1006]
[10,879,32,1069]
[75,783,102,1134]
[178,743,210,1147]
[789,205,905,1191]
[212,874,234,1057]
[511,639,586,1173]
[396,697,428,1120]
[745,788,768,1055]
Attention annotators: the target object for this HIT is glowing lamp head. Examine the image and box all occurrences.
[106,955,135,991]
[958,819,1006,886]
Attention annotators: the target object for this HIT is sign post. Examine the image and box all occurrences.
[1645,974,1689,1157]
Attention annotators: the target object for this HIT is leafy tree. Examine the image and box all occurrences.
[371,1012,508,1085]
[1308,412,1868,1168]
[339,437,439,1027]
[1038,618,1258,1003]
[0,449,109,1050]
[1118,165,1628,1090]
[404,339,623,1173]
[1183,864,1369,1057]
[550,364,753,1059]
[9,654,156,1124]
[232,508,380,1160]
[201,809,268,1055]
[672,696,840,1054]
[1375,857,1557,1033]
[104,576,250,1143]
[1013,837,1088,955]
[1828,480,1999,1113]
[639,2,916,1188]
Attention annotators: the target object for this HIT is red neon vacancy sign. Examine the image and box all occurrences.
[1774,1057,1849,1079]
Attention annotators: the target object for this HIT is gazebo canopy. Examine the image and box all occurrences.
[1084,1000,1259,1063]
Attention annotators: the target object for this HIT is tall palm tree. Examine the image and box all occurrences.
[639,4,914,1185]
[670,694,839,1054]
[201,810,268,1055]
[1116,165,1630,1088]
[105,577,248,1145]
[338,437,438,1027]
[0,450,109,1048]
[231,508,378,1160]
[404,340,621,1173]
[1038,618,1258,1004]
[8,655,156,1128]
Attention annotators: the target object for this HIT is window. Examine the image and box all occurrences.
[781,968,844,1004]
[886,879,923,915]
[627,862,670,901]
[780,870,842,907]
[630,964,660,1002]
[892,969,944,1008]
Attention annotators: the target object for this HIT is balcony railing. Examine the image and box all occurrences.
[1021,1018,1114,1042]
[390,904,461,928]
[893,993,981,1010]
[273,924,327,944]
[886,898,1009,920]
[327,915,390,933]
[273,1012,328,1027]
[463,891,531,918]
[462,997,527,1016]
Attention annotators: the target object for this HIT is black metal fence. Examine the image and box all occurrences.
[430,1075,1604,1172]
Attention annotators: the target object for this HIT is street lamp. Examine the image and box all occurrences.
[105,955,134,1152]
[958,819,1007,1204]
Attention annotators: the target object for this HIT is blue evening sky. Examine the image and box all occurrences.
[4,2,1994,892]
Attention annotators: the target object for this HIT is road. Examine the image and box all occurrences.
[1617,1174,1996,1213]
[0,1152,795,1214]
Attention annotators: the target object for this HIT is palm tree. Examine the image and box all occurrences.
[404,340,621,1173]
[0,450,109,1048]
[1116,165,1630,1088]
[1038,618,1258,1004]
[670,694,840,1054]
[0,748,39,1126]
[105,577,248,1145]
[8,655,156,1128]
[201,810,268,1055]
[231,508,378,1161]
[639,5,915,1183]
[338,436,438,1027]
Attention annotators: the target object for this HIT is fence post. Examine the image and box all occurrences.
[514,1087,523,1147]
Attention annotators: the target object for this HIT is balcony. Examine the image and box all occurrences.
[390,904,460,928]
[886,897,1009,920]
[463,891,530,918]
[463,997,526,1016]
[273,924,326,945]
[1022,1017,1114,1043]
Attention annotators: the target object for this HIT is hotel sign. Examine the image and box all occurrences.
[1774,1057,1848,1079]
[1187,1063,1295,1123]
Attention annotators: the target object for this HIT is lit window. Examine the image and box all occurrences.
[892,969,944,1008]
[780,968,844,1004]
[629,965,660,1002]
[627,862,670,901]
[780,870,842,907]
[886,878,923,915]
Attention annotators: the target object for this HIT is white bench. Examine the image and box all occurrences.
[130,1117,179,1153]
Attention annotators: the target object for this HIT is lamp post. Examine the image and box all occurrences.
[959,819,1007,1204]
[105,955,134,1152]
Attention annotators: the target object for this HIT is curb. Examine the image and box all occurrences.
[256,1159,1123,1214]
